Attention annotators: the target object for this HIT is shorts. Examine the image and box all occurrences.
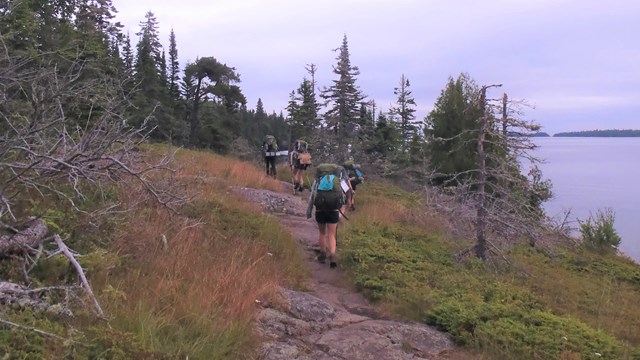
[315,210,339,224]
[294,163,309,170]
[349,180,358,191]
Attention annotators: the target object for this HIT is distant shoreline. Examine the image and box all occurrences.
[535,129,640,137]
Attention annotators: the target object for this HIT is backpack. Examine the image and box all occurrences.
[313,164,346,211]
[263,135,278,153]
[294,139,309,152]
[299,152,312,165]
[343,160,364,183]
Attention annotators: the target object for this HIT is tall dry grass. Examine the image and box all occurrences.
[174,148,284,193]
[99,146,306,358]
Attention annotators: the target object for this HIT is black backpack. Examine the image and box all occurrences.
[313,164,345,211]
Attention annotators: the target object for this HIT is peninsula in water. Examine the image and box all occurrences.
[553,129,640,137]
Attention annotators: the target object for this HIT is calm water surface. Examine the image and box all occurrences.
[532,137,640,261]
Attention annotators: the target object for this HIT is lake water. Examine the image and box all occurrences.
[531,137,640,261]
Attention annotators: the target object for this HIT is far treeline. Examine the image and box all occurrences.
[553,129,640,137]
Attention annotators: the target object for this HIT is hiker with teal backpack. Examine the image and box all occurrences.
[342,160,364,211]
[289,139,312,193]
[306,163,352,268]
[262,135,278,178]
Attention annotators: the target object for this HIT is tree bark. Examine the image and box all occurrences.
[475,88,488,260]
[0,219,48,256]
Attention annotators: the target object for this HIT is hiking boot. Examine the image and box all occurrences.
[350,205,356,211]
[329,254,337,268]
[317,251,326,264]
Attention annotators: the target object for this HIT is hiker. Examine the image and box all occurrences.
[289,139,312,193]
[306,163,352,268]
[342,160,364,211]
[262,135,278,178]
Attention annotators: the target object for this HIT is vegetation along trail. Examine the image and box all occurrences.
[236,182,456,360]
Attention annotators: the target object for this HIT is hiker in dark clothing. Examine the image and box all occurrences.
[263,135,278,178]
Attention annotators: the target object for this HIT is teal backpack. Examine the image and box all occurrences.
[343,160,364,184]
[313,164,345,211]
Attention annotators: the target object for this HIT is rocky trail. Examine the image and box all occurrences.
[235,183,455,360]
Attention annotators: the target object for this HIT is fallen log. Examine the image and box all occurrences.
[0,220,104,318]
[0,218,48,256]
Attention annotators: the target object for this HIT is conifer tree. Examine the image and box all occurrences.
[256,98,267,121]
[296,79,321,137]
[183,56,242,147]
[134,11,163,99]
[121,32,134,75]
[425,73,482,184]
[321,34,366,160]
[389,74,418,152]
[168,28,180,100]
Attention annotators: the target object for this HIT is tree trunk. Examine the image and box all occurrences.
[475,88,489,260]
[0,219,48,256]
[189,77,203,147]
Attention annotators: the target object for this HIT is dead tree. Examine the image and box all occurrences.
[0,40,186,316]
[428,84,552,262]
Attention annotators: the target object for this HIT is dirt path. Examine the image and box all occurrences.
[236,184,454,360]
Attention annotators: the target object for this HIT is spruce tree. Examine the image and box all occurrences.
[134,11,163,100]
[389,74,418,152]
[296,79,320,138]
[168,28,180,100]
[122,32,134,74]
[425,73,482,184]
[321,34,366,160]
[256,98,267,121]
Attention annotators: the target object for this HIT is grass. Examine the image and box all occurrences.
[6,146,640,359]
[101,147,307,358]
[0,145,307,359]
[338,179,640,360]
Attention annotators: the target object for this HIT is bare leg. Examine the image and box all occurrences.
[326,223,338,255]
[296,170,304,189]
[318,223,328,255]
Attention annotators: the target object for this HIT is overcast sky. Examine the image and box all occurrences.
[111,0,640,135]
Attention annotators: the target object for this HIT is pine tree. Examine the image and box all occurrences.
[296,79,320,137]
[389,74,418,152]
[256,98,267,121]
[321,34,366,160]
[122,32,134,74]
[134,11,163,100]
[168,28,180,100]
[75,0,122,59]
[425,73,482,184]
[183,56,243,147]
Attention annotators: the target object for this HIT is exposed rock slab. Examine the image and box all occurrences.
[258,288,453,360]
[236,185,455,359]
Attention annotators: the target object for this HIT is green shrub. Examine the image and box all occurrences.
[339,194,639,359]
[427,300,624,359]
[579,208,621,251]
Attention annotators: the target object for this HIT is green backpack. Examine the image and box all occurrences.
[294,139,309,152]
[313,164,345,211]
[343,160,364,183]
[263,135,278,152]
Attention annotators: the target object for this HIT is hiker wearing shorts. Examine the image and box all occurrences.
[343,160,364,211]
[306,164,351,269]
[289,139,312,193]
